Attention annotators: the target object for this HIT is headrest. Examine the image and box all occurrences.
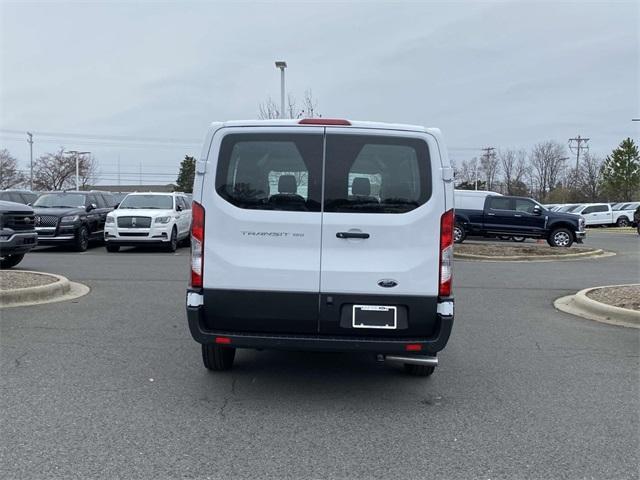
[352,177,371,196]
[382,181,412,200]
[278,175,297,194]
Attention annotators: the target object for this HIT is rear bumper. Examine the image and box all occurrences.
[186,290,454,355]
[105,238,168,246]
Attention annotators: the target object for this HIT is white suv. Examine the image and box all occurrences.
[104,192,192,252]
[186,118,455,376]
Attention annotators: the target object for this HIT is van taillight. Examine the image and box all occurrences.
[190,201,205,288]
[439,209,454,297]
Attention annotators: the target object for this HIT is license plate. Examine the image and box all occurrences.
[352,305,397,329]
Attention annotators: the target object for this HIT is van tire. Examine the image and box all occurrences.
[547,227,573,247]
[453,223,466,244]
[403,364,435,377]
[202,344,236,371]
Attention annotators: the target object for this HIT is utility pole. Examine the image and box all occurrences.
[479,147,495,190]
[568,135,589,170]
[26,132,33,190]
[65,150,91,190]
[275,61,287,118]
[117,155,121,187]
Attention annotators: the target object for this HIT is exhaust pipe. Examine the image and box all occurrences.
[384,355,438,367]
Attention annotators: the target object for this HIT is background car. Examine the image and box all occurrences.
[0,190,39,205]
[32,191,114,251]
[104,192,192,252]
[0,200,38,268]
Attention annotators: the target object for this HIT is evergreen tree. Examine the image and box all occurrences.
[176,155,196,193]
[601,138,640,201]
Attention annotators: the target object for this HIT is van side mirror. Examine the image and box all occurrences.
[176,205,183,212]
[86,203,97,212]
[532,205,542,215]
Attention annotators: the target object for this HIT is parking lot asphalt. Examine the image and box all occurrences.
[1,232,638,480]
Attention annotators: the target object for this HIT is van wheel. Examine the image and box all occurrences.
[202,344,236,371]
[453,224,465,244]
[105,244,120,253]
[404,364,435,377]
[616,217,629,227]
[548,228,573,247]
[74,226,89,252]
[0,254,25,269]
[512,236,526,242]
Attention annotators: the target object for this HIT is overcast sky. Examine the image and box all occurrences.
[1,0,638,185]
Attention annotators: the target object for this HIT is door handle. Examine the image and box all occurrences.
[336,232,370,239]
[487,212,495,216]
[514,214,522,217]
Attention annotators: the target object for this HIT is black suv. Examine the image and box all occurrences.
[32,191,116,251]
[0,190,39,205]
[0,200,38,268]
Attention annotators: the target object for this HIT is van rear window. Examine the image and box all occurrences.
[215,133,323,212]
[324,135,431,213]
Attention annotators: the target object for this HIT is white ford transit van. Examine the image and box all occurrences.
[186,118,455,376]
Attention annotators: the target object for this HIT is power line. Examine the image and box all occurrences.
[478,146,495,190]
[0,128,200,145]
[568,135,589,170]
[0,135,196,149]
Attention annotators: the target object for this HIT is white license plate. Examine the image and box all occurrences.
[352,305,397,329]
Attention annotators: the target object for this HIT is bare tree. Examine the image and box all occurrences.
[529,141,567,201]
[300,89,320,118]
[499,149,529,195]
[578,153,603,201]
[33,148,75,190]
[287,93,300,119]
[0,149,25,189]
[258,96,280,119]
[455,157,479,186]
[67,152,99,189]
[259,89,321,119]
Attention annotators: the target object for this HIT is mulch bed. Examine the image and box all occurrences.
[0,271,57,291]
[587,285,640,311]
[455,242,598,257]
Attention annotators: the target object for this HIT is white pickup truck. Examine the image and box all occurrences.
[612,202,640,227]
[572,203,637,227]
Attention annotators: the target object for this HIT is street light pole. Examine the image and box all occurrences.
[275,61,287,118]
[27,132,33,190]
[65,150,91,190]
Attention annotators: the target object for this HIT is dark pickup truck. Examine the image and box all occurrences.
[454,194,586,247]
[0,200,38,268]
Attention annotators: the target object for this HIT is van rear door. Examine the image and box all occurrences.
[201,127,324,334]
[318,128,445,336]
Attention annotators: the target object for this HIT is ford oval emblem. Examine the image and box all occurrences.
[378,279,398,288]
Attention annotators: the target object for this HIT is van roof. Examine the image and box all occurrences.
[213,119,439,134]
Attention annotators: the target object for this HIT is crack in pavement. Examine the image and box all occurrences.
[13,352,27,368]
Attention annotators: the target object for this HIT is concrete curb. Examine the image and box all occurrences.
[554,284,640,329]
[454,248,608,262]
[0,271,89,308]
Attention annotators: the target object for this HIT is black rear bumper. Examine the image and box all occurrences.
[186,291,454,355]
